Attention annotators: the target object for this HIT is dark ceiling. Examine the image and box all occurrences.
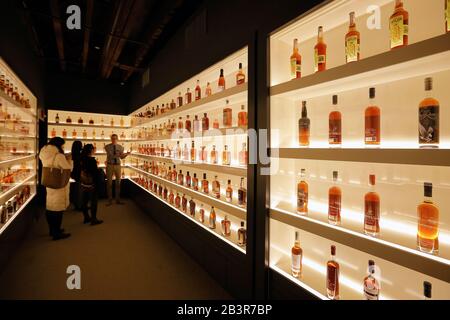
[19,0,203,84]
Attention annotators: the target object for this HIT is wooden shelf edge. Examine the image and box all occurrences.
[48,122,131,129]
[133,83,248,127]
[127,178,247,255]
[270,208,450,283]
[130,153,247,176]
[270,33,450,97]
[273,148,450,167]
[127,166,247,220]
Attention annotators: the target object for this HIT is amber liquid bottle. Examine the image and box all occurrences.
[209,207,216,229]
[185,88,192,105]
[238,177,247,208]
[212,175,220,199]
[329,95,342,146]
[365,88,381,146]
[211,145,218,164]
[192,173,199,191]
[202,173,209,194]
[177,92,183,107]
[363,260,380,300]
[238,221,247,247]
[202,113,209,131]
[364,174,380,237]
[236,63,246,85]
[198,203,205,223]
[291,231,303,278]
[222,145,231,166]
[298,101,310,147]
[345,12,360,63]
[328,171,341,226]
[326,245,340,300]
[218,69,226,91]
[290,38,302,79]
[226,179,233,203]
[190,141,196,163]
[205,82,212,97]
[238,105,248,128]
[314,26,327,73]
[297,169,308,215]
[221,215,231,237]
[419,77,439,148]
[189,198,196,217]
[417,183,439,255]
[390,0,409,49]
[223,100,232,128]
[195,80,202,100]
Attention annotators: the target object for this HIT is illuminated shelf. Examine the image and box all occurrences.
[273,148,450,167]
[130,153,247,176]
[130,127,247,142]
[48,122,131,129]
[0,154,36,167]
[0,174,36,204]
[270,207,450,282]
[0,193,36,236]
[0,90,36,117]
[128,178,246,254]
[50,137,136,142]
[270,33,450,100]
[127,165,246,220]
[133,83,248,127]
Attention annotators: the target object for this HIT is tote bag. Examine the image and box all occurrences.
[41,153,71,189]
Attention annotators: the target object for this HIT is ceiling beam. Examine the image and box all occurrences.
[113,62,145,73]
[50,0,66,71]
[122,0,184,82]
[81,0,94,73]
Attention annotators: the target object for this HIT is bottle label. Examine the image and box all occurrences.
[365,115,380,143]
[290,58,301,78]
[419,105,439,144]
[390,15,406,48]
[314,49,326,72]
[345,35,359,63]
[328,194,341,218]
[297,189,307,208]
[327,265,338,293]
[237,74,245,85]
[291,253,301,270]
[365,200,380,228]
[329,119,342,143]
[364,281,379,300]
[226,190,232,200]
[195,90,201,100]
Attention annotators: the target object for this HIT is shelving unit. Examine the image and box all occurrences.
[0,57,38,235]
[129,47,249,253]
[268,0,450,300]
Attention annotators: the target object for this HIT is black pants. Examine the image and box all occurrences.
[81,188,98,221]
[46,210,63,237]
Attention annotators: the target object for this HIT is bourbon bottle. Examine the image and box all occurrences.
[175,193,181,209]
[365,88,380,146]
[326,245,340,300]
[424,281,432,300]
[419,78,439,148]
[55,113,60,124]
[329,95,342,146]
[298,101,310,147]
[181,194,188,212]
[226,179,233,203]
[239,143,248,166]
[192,173,199,191]
[328,171,341,226]
[202,173,209,194]
[198,203,205,223]
[189,198,196,217]
[209,206,216,229]
[185,115,192,133]
[211,145,218,164]
[238,177,246,208]
[212,175,220,199]
[195,80,201,100]
[363,260,380,300]
[218,69,226,92]
[417,182,439,255]
[290,38,302,79]
[390,0,409,49]
[185,88,192,105]
[51,128,56,138]
[236,63,245,85]
[314,26,327,73]
[202,113,209,131]
[222,145,231,166]
[190,141,196,163]
[223,100,232,128]
[345,12,360,63]
[297,169,308,215]
[291,231,303,278]
[238,221,247,247]
[193,115,201,132]
[238,105,248,128]
[221,215,231,236]
[205,82,212,97]
[364,174,380,237]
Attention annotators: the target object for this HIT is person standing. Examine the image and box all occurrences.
[80,144,103,226]
[70,140,83,210]
[39,137,73,240]
[104,134,129,206]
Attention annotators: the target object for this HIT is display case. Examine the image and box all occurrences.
[128,47,249,253]
[268,0,450,299]
[0,58,38,235]
[47,110,134,177]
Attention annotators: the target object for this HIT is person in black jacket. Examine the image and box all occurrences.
[70,140,83,210]
[80,144,103,226]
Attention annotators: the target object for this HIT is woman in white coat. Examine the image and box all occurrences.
[39,137,73,240]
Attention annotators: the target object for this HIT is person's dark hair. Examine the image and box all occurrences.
[81,144,95,158]
[111,134,118,139]
[48,137,65,154]
[71,141,83,159]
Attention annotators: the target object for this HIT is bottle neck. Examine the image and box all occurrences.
[424,195,433,203]
[425,88,433,99]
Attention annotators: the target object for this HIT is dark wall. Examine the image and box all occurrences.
[45,72,129,115]
[0,0,46,105]
[128,0,324,112]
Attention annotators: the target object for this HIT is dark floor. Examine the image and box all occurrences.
[0,199,231,300]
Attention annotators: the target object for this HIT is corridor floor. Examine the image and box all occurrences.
[0,199,231,300]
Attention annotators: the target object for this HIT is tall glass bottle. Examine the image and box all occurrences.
[189,198,196,217]
[238,221,247,247]
[239,143,248,166]
[226,180,233,203]
[326,245,340,300]
[363,260,380,300]
[329,95,342,146]
[236,63,245,85]
[365,88,380,146]
[417,182,439,255]
[390,0,409,49]
[198,203,205,223]
[209,206,216,229]
[223,99,232,128]
[345,12,360,63]
[185,88,192,104]
[290,38,302,79]
[238,105,248,128]
[190,141,196,163]
[328,171,341,226]
[202,113,209,131]
[291,231,303,278]
[221,215,231,236]
[419,77,439,148]
[364,174,380,237]
[177,92,183,107]
[238,177,247,208]
[299,101,310,147]
[212,175,220,199]
[218,69,226,91]
[314,26,327,73]
[195,80,201,100]
[205,82,212,97]
[423,281,432,300]
[222,145,231,166]
[297,169,308,215]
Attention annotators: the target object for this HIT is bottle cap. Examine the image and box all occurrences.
[241,221,245,227]
[333,171,338,181]
[332,95,338,105]
[425,77,433,91]
[424,182,433,197]
[295,231,299,241]
[203,173,206,179]
[423,281,432,298]
[368,260,375,266]
[331,245,336,255]
[369,174,376,186]
[369,87,376,99]
[239,63,242,69]
[228,179,231,184]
